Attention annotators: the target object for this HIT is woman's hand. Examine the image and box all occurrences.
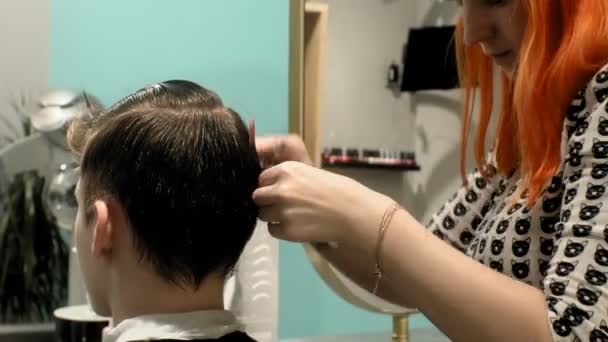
[255,135,312,167]
[253,161,393,244]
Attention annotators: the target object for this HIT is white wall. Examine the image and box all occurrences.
[319,0,415,152]
[317,0,467,224]
[0,0,50,146]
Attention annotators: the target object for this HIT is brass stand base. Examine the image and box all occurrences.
[392,314,409,342]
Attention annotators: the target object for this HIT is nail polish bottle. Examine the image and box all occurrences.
[329,147,342,164]
[390,151,400,165]
[362,149,379,165]
[346,148,359,164]
[322,148,330,164]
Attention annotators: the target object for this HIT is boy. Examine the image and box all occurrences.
[68,80,260,341]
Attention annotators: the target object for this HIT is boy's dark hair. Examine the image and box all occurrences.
[67,80,261,288]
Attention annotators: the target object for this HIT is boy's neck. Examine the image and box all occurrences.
[109,270,226,326]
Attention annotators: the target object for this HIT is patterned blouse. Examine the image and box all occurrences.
[428,64,608,341]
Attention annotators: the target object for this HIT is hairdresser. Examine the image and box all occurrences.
[253,1,608,341]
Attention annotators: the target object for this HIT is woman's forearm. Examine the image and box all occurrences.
[315,241,405,306]
[322,207,553,342]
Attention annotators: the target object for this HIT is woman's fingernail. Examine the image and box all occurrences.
[274,139,286,156]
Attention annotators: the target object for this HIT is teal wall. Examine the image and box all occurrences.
[280,244,430,337]
[49,0,430,338]
[49,0,287,135]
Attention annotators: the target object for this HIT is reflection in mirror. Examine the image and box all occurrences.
[46,162,79,233]
[0,0,57,328]
[0,90,101,325]
[290,0,458,340]
[291,1,420,339]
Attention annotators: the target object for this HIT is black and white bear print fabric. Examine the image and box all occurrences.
[427,64,608,341]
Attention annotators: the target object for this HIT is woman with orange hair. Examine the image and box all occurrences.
[254,0,608,340]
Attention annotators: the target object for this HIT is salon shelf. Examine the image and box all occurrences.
[322,161,421,171]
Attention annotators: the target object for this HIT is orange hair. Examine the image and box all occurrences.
[456,0,608,205]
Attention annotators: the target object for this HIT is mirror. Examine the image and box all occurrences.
[289,1,417,340]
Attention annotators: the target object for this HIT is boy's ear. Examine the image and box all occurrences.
[91,200,113,257]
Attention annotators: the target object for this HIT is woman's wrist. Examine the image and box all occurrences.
[340,188,396,246]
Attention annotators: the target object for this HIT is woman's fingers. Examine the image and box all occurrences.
[258,164,284,187]
[256,136,284,169]
[253,184,278,207]
[254,163,301,207]
[267,222,291,241]
[257,203,284,223]
[255,136,281,156]
[255,135,311,165]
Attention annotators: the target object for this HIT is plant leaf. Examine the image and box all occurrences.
[22,172,36,303]
[0,170,68,322]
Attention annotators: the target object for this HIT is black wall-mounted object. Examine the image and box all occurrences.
[400,25,459,92]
